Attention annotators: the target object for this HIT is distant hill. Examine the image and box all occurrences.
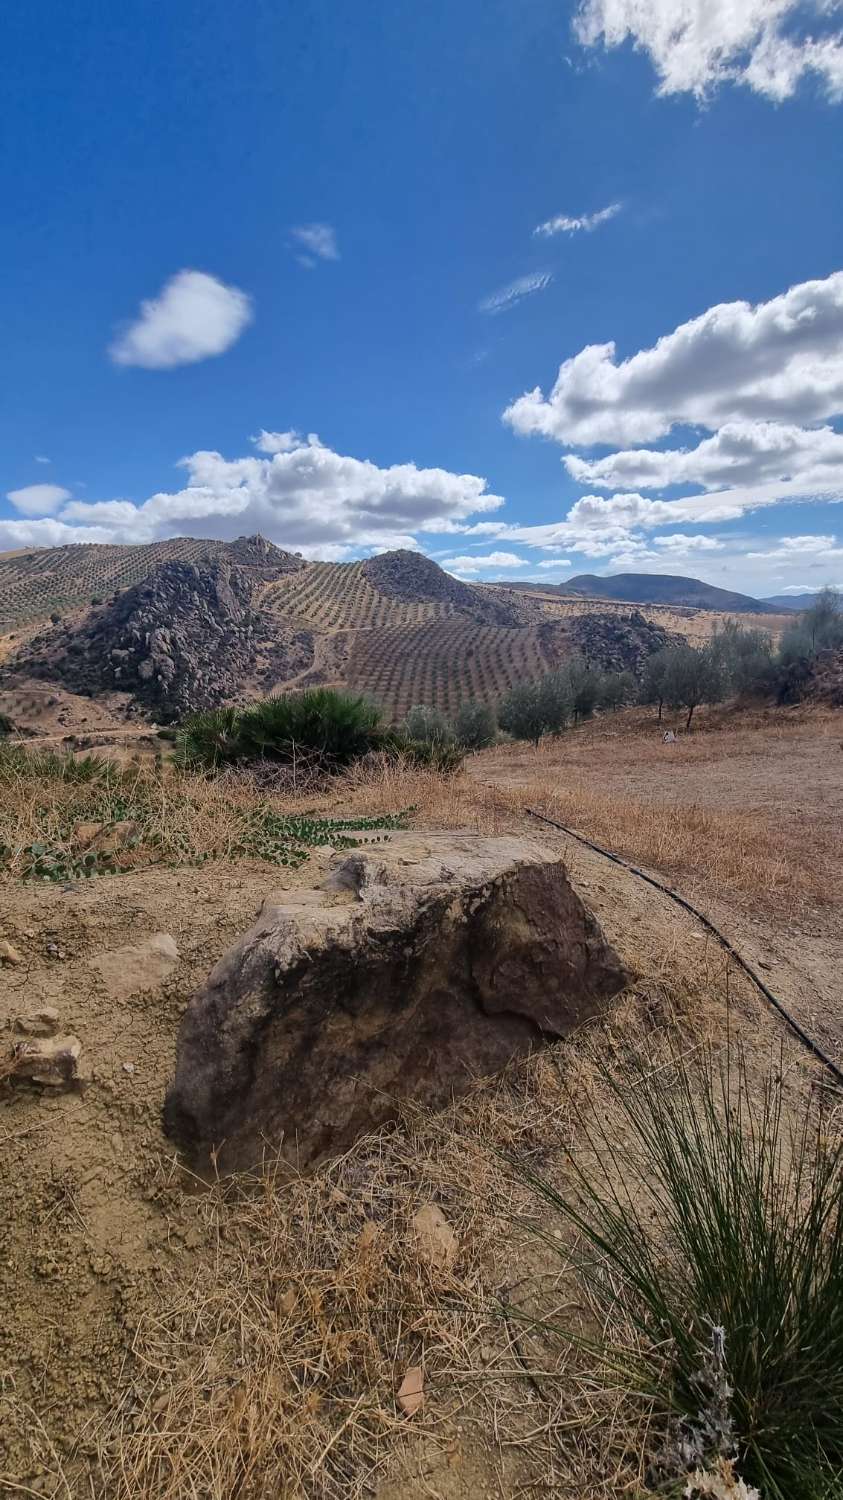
[523,572,782,615]
[760,593,821,611]
[0,535,678,723]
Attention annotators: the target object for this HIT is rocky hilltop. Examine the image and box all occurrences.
[362,549,525,625]
[18,559,314,721]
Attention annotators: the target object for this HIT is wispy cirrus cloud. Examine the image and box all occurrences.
[290,223,340,268]
[534,201,622,238]
[479,271,552,315]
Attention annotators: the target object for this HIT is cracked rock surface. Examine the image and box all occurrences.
[164,832,628,1170]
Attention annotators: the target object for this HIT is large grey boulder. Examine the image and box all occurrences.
[164,833,628,1171]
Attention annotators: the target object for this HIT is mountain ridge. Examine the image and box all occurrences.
[507,571,782,615]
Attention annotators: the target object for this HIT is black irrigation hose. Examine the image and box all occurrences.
[525,805,843,1089]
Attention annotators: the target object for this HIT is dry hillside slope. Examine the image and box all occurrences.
[0,538,689,727]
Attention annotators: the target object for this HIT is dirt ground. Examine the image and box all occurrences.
[469,705,843,1071]
[2,705,842,1496]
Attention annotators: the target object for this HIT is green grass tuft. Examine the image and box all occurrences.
[518,1041,843,1499]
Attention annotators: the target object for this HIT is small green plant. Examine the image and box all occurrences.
[518,1042,843,1499]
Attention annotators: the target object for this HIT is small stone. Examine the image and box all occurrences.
[397,1365,424,1417]
[0,940,22,965]
[91,933,179,999]
[123,1062,136,1075]
[12,1034,81,1088]
[14,1006,61,1038]
[413,1203,458,1272]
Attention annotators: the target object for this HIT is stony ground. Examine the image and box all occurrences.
[1,703,841,1497]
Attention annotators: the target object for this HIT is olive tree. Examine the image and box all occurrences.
[453,700,497,750]
[663,643,726,729]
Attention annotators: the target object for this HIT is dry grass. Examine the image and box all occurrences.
[502,777,831,915]
[321,743,838,918]
[80,993,727,1500]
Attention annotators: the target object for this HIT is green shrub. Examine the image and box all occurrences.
[175,690,382,770]
[640,647,672,719]
[662,643,726,728]
[401,704,453,746]
[453,700,497,750]
[597,669,638,711]
[391,735,465,772]
[498,682,547,745]
[559,656,601,722]
[499,672,571,745]
[519,1043,843,1499]
[238,689,381,765]
[711,620,777,698]
[174,706,244,768]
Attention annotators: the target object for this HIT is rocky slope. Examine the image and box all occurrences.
[16,559,313,721]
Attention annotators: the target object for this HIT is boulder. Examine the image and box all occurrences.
[164,833,628,1172]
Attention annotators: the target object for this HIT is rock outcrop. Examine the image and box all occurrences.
[19,560,313,720]
[565,609,681,675]
[164,833,628,1171]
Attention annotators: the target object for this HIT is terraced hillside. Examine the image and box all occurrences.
[344,616,569,720]
[0,534,302,630]
[0,537,686,728]
[262,559,452,631]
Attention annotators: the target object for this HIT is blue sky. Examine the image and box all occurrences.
[2,0,843,596]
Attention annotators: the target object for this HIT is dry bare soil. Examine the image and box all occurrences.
[1,703,841,1497]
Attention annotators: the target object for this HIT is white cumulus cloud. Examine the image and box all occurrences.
[109,270,253,370]
[564,420,843,493]
[439,551,528,573]
[479,272,552,315]
[504,271,843,447]
[6,483,72,516]
[0,435,504,559]
[573,0,843,102]
[534,202,622,238]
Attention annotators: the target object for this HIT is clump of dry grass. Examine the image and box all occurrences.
[80,1048,616,1499]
